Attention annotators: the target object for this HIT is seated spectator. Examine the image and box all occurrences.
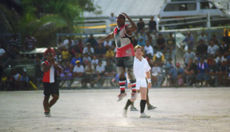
[207,56,218,86]
[184,49,196,65]
[152,51,165,65]
[105,47,115,60]
[95,43,106,58]
[151,63,163,87]
[219,40,229,54]
[104,59,116,77]
[197,31,208,44]
[95,60,106,87]
[196,58,209,87]
[82,53,92,65]
[70,53,83,68]
[72,39,83,54]
[82,61,95,87]
[91,55,99,69]
[184,59,197,86]
[144,40,154,57]
[87,34,98,48]
[103,40,113,50]
[137,29,147,46]
[61,47,71,62]
[156,34,166,51]
[83,42,94,55]
[169,63,184,87]
[207,40,219,56]
[73,60,85,86]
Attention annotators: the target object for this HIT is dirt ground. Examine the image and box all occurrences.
[0,88,230,132]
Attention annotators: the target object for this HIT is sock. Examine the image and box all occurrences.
[124,99,132,110]
[119,78,126,93]
[130,80,136,93]
[140,100,147,113]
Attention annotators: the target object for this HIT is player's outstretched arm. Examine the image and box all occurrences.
[98,32,114,44]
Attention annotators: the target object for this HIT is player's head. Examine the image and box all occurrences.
[134,45,144,57]
[117,14,126,27]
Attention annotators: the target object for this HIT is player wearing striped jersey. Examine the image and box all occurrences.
[42,51,62,117]
[99,13,137,103]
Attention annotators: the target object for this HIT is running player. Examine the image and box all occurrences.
[133,45,152,118]
[42,51,62,117]
[99,13,137,103]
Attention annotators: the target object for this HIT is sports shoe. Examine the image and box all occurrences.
[130,105,138,111]
[147,104,157,110]
[44,112,51,117]
[117,93,127,101]
[140,113,151,118]
[123,109,127,118]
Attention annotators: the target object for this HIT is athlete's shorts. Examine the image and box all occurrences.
[43,82,59,96]
[116,56,134,68]
[136,79,147,90]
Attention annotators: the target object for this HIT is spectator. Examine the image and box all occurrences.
[87,34,98,48]
[144,40,154,57]
[82,61,95,87]
[103,40,113,50]
[72,39,83,55]
[137,18,145,32]
[156,34,166,51]
[196,40,208,58]
[105,47,115,60]
[91,55,99,68]
[207,40,219,56]
[211,34,219,45]
[109,12,116,23]
[104,59,117,86]
[82,54,92,65]
[166,33,176,59]
[151,63,163,87]
[148,16,157,33]
[95,43,106,57]
[219,40,229,54]
[184,49,196,65]
[184,59,197,86]
[83,42,94,55]
[207,56,218,86]
[152,50,165,65]
[95,60,106,87]
[137,29,147,46]
[169,63,184,87]
[24,35,36,51]
[183,32,194,51]
[223,30,230,45]
[197,31,208,43]
[70,53,83,68]
[59,61,73,88]
[196,58,209,87]
[73,60,85,86]
[61,47,71,62]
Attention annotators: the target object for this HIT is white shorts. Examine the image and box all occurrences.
[136,79,147,90]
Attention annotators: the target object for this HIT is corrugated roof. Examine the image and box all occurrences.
[83,0,164,17]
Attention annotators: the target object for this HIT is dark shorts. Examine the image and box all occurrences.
[43,82,59,97]
[116,56,134,68]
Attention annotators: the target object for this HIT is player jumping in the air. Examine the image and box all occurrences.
[99,13,137,110]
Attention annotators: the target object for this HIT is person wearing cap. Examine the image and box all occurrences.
[73,60,85,87]
[99,13,137,107]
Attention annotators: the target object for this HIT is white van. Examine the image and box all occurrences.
[158,0,230,29]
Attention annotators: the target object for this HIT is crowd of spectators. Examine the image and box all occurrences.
[1,16,230,90]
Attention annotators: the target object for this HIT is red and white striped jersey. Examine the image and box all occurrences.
[113,25,134,58]
[42,61,55,83]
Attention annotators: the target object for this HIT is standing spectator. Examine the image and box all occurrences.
[24,35,36,51]
[87,34,98,48]
[137,29,147,46]
[207,40,219,56]
[144,40,154,57]
[196,40,208,58]
[156,34,166,51]
[183,32,194,51]
[83,42,94,55]
[137,18,145,32]
[167,33,176,59]
[109,12,116,23]
[148,16,156,33]
[196,58,209,87]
